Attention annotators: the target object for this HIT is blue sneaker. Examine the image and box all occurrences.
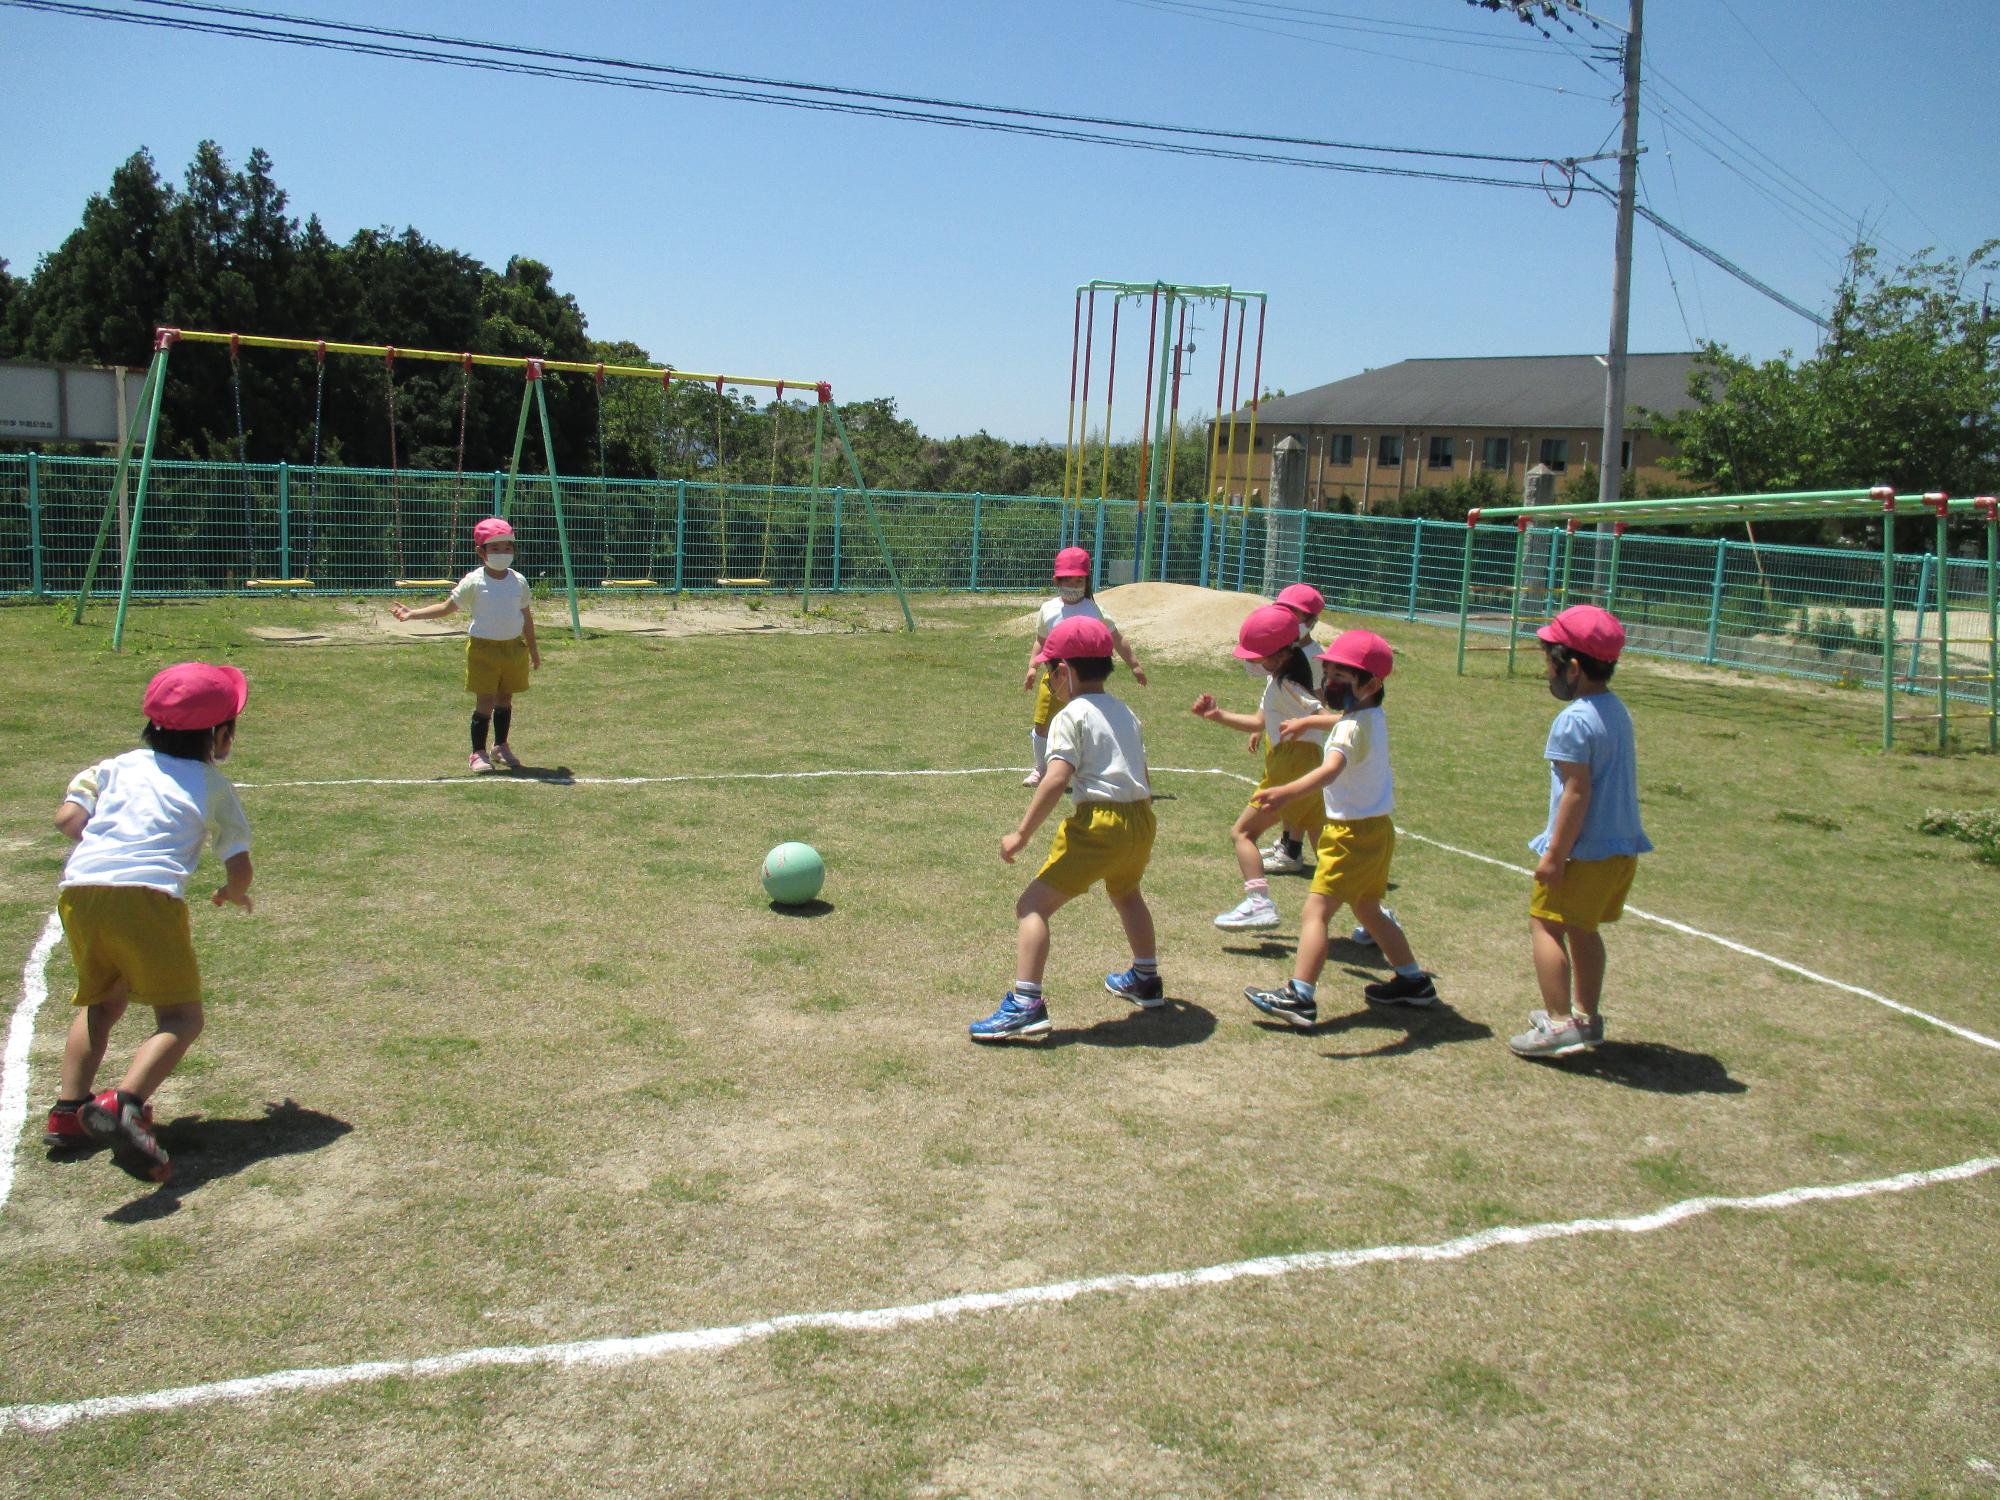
[1244,981,1319,1030]
[969,992,1052,1043]
[1105,967,1165,1009]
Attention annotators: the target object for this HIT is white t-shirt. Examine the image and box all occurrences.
[1037,596,1117,643]
[1261,673,1328,747]
[60,748,252,899]
[450,567,532,640]
[1046,692,1151,804]
[1321,706,1394,822]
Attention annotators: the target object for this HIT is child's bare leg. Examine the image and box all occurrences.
[118,1002,204,1101]
[1107,885,1156,959]
[1565,926,1607,1018]
[1013,881,1074,987]
[59,988,128,1099]
[1530,917,1573,1020]
[1231,804,1283,882]
[1351,899,1416,968]
[473,692,497,713]
[1295,892,1338,987]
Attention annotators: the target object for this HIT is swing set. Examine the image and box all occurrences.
[74,326,914,649]
[1059,280,1267,582]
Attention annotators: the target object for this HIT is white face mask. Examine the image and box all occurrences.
[485,550,514,571]
[1057,582,1085,604]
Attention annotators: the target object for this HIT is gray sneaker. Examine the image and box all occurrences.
[1529,1009,1603,1048]
[1260,842,1304,874]
[1350,906,1398,946]
[1509,1014,1593,1058]
[1215,895,1281,930]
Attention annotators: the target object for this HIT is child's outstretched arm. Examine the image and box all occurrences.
[391,597,459,624]
[1251,747,1347,811]
[522,604,541,669]
[1001,759,1074,863]
[1535,761,1593,886]
[1277,710,1338,742]
[1110,627,1147,686]
[1189,694,1262,735]
[213,850,254,911]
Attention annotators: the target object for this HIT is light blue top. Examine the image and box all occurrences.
[1529,692,1653,861]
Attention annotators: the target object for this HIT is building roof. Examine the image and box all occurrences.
[1225,352,1705,429]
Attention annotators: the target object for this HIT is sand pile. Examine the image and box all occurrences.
[1005,581,1271,663]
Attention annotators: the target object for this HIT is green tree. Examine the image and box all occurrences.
[1648,244,2000,542]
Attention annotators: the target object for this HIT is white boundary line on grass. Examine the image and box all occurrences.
[0,915,64,1215]
[3,1152,1995,1434]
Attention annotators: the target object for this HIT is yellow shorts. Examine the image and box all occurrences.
[1309,815,1395,904]
[1530,854,1638,931]
[1032,670,1057,734]
[1254,740,1327,836]
[466,635,531,695]
[1035,800,1156,899]
[57,885,202,1009]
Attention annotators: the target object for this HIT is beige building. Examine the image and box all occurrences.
[1210,352,1703,510]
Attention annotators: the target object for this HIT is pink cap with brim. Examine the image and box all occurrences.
[1233,603,1302,661]
[1322,629,1394,682]
[1275,583,1324,618]
[1034,616,1116,664]
[472,517,515,547]
[1052,546,1091,579]
[143,662,248,731]
[1537,604,1626,663]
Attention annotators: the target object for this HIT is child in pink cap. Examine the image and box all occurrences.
[1021,546,1145,786]
[392,517,541,773]
[1191,603,1328,932]
[46,662,255,1183]
[974,615,1161,1042]
[1255,583,1328,874]
[1242,630,1436,1029]
[1509,605,1653,1059]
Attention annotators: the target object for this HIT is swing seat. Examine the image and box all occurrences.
[715,576,771,587]
[246,578,314,590]
[393,578,457,589]
[601,578,659,589]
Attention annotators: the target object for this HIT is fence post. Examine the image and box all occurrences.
[672,479,686,593]
[969,493,982,590]
[26,452,42,597]
[1093,500,1106,590]
[1880,490,1897,751]
[1702,540,1729,665]
[1159,501,1172,581]
[1904,551,1933,687]
[278,462,290,580]
[1406,517,1424,621]
[1930,495,1950,750]
[1199,504,1213,589]
[491,472,504,518]
[1506,516,1529,676]
[831,489,845,591]
[1605,521,1626,617]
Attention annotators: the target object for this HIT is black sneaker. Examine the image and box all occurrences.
[79,1089,171,1183]
[1363,971,1438,1008]
[1244,982,1319,1030]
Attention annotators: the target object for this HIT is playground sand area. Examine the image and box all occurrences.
[244,596,876,645]
[1005,582,1270,661]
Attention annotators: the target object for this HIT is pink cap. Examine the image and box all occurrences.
[1034,616,1116,663]
[1322,629,1393,682]
[1233,603,1303,661]
[1052,546,1091,579]
[1275,583,1324,618]
[472,517,515,547]
[1538,604,1625,663]
[143,662,248,731]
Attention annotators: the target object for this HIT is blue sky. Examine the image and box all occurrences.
[4,0,1995,441]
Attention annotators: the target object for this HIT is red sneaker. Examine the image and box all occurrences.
[79,1090,171,1183]
[45,1098,151,1149]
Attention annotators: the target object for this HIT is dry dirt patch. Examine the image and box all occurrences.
[1005,582,1271,663]
[244,597,863,645]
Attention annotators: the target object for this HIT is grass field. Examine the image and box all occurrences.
[1,589,1996,1497]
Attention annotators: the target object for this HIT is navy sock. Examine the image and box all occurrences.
[471,712,491,753]
[1133,957,1158,977]
[493,705,513,744]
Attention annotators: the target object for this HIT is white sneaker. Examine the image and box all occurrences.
[1350,906,1397,945]
[1215,895,1281,930]
[1260,843,1304,874]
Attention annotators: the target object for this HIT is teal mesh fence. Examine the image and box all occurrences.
[3,454,1993,709]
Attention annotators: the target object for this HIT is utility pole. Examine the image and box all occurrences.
[1599,0,1644,504]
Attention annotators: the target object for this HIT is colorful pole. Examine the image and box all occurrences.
[1930,493,1950,749]
[1880,486,1897,752]
[107,344,175,650]
[74,343,164,625]
[1506,515,1530,676]
[1135,286,1162,579]
[1061,289,1083,513]
[528,365,583,641]
[1097,298,1121,503]
[1456,513,1479,674]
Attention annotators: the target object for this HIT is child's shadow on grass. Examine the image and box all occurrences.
[98,1100,354,1223]
[1251,1001,1492,1059]
[1526,1041,1747,1096]
[1220,937,1392,966]
[1050,999,1216,1050]
[496,765,574,784]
